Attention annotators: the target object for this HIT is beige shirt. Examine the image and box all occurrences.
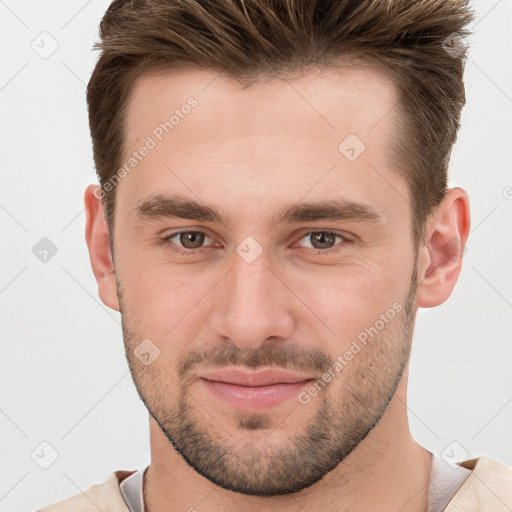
[38,456,512,511]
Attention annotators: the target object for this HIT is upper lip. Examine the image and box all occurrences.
[199,368,314,387]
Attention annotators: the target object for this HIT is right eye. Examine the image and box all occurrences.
[162,231,215,255]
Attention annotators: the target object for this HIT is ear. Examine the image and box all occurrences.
[84,184,120,311]
[415,187,471,308]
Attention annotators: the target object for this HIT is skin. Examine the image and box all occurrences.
[85,65,470,511]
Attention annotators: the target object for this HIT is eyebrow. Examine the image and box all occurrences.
[132,193,385,229]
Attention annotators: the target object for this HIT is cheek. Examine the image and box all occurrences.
[117,232,414,349]
[285,258,410,344]
[119,262,210,355]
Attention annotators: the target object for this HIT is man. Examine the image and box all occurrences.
[39,0,512,511]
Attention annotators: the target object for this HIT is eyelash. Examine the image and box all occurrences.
[161,230,351,256]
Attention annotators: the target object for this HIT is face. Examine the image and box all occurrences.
[112,65,419,496]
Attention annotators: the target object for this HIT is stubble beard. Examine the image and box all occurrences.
[118,265,418,496]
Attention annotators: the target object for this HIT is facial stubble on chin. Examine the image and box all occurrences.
[117,265,418,496]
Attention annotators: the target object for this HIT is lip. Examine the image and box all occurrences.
[199,368,314,387]
[198,368,315,410]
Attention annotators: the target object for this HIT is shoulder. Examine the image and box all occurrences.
[445,456,512,511]
[37,470,135,512]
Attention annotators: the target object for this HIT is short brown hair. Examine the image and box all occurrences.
[87,0,474,245]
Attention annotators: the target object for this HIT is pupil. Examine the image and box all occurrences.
[182,232,204,248]
[313,232,334,249]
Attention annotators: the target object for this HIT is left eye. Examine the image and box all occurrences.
[297,231,346,250]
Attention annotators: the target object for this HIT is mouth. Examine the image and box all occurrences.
[198,368,315,410]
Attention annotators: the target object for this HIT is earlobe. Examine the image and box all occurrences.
[416,188,470,309]
[84,184,120,311]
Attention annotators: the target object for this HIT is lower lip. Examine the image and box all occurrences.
[200,378,313,410]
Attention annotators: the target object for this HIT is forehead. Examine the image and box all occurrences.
[118,64,407,226]
[125,64,399,143]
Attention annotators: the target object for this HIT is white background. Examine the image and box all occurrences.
[1,1,511,510]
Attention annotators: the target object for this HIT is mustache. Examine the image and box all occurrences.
[177,342,332,381]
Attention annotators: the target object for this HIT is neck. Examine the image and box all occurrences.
[144,367,433,512]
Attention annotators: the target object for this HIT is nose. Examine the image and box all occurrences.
[210,251,296,350]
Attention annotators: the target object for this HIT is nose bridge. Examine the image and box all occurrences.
[210,246,295,349]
